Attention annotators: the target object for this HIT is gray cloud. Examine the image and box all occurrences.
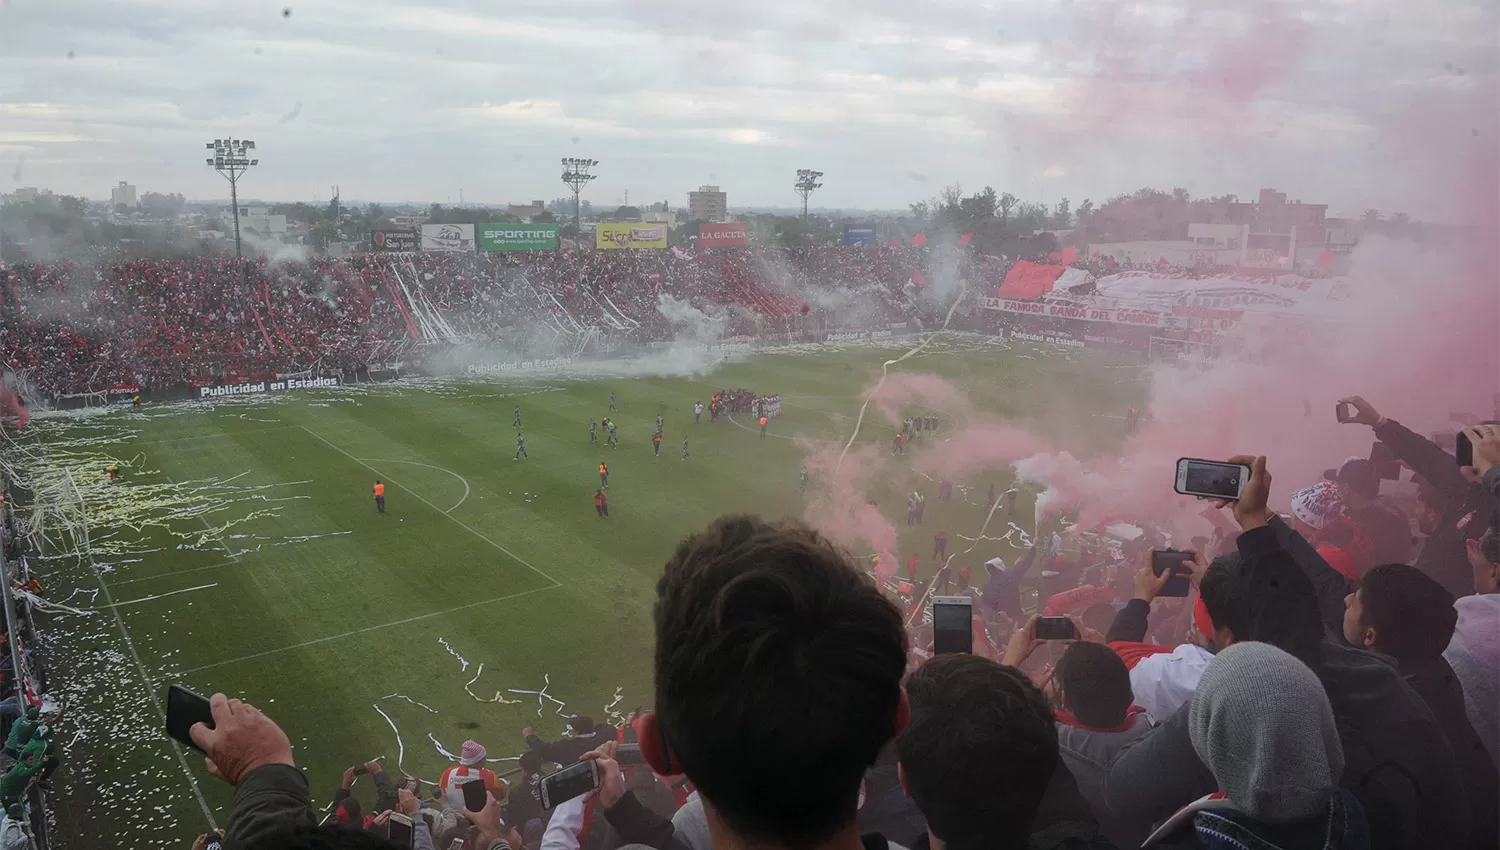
[0,0,1494,216]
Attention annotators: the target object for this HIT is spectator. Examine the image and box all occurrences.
[1142,642,1367,849]
[1104,561,1212,722]
[1337,396,1497,596]
[501,751,545,836]
[332,761,397,829]
[438,740,505,813]
[187,693,315,848]
[1106,456,1470,850]
[636,515,910,850]
[1447,529,1499,764]
[1344,564,1498,849]
[896,653,1112,850]
[541,741,687,850]
[1049,642,1154,849]
[1323,457,1412,567]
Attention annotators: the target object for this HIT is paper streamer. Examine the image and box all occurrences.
[373,704,409,776]
[464,664,522,705]
[438,637,470,671]
[382,693,438,714]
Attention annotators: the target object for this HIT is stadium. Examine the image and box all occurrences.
[1,3,1498,850]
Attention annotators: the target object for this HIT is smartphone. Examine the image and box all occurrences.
[461,776,489,813]
[615,742,649,768]
[166,685,214,752]
[448,841,465,850]
[1150,550,1193,597]
[387,812,414,848]
[1175,458,1250,501]
[1035,616,1078,641]
[1457,422,1500,466]
[539,760,600,809]
[931,596,973,654]
[353,765,369,776]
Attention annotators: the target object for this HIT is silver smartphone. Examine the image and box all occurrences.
[1175,458,1250,501]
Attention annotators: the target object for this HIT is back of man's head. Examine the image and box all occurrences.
[897,655,1057,850]
[1199,553,1251,644]
[1056,642,1133,729]
[1354,563,1457,664]
[653,515,907,849]
[1079,602,1116,636]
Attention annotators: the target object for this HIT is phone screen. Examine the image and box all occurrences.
[615,742,649,767]
[1035,616,1078,641]
[1151,551,1193,597]
[388,816,414,847]
[1177,459,1247,500]
[461,777,489,813]
[931,597,973,654]
[541,761,599,809]
[1457,422,1499,467]
[165,685,214,752]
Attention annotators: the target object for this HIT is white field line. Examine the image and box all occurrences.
[298,425,561,587]
[176,584,562,675]
[66,471,220,832]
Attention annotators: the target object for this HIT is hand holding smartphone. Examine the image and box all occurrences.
[1150,550,1194,598]
[386,812,415,848]
[931,596,974,654]
[461,777,489,814]
[539,760,601,809]
[1034,616,1078,641]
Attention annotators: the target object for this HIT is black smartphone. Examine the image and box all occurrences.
[1335,402,1354,423]
[615,742,649,767]
[166,685,214,752]
[1035,616,1078,641]
[461,777,488,813]
[1457,422,1500,466]
[387,813,415,848]
[539,760,600,809]
[1151,550,1193,597]
[931,596,973,654]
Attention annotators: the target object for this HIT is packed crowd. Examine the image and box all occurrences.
[178,398,1498,850]
[0,246,953,399]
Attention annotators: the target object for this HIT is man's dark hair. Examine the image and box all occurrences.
[897,655,1057,850]
[1358,564,1457,664]
[570,715,596,735]
[653,515,907,849]
[1055,642,1133,729]
[518,751,542,776]
[1079,603,1117,636]
[1199,553,1251,640]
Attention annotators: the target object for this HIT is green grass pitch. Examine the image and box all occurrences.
[15,337,1143,849]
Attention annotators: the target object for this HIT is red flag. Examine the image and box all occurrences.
[958,232,974,246]
[1060,245,1078,264]
[911,270,929,287]
[1315,249,1334,269]
[911,232,928,247]
[887,238,901,247]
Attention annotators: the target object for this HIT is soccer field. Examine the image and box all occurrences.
[13,336,1144,850]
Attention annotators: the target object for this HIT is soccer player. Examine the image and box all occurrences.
[694,401,703,424]
[373,480,386,513]
[513,406,522,428]
[681,436,689,460]
[799,467,809,493]
[892,433,903,456]
[594,489,608,518]
[599,462,608,489]
[608,423,618,447]
[759,415,768,438]
[589,419,597,443]
[653,433,662,457]
[609,391,616,411]
[933,530,948,560]
[1006,487,1019,516]
[656,413,664,434]
[514,432,527,460]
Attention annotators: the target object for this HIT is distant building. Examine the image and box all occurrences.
[688,185,728,222]
[224,205,287,237]
[507,200,548,222]
[1190,188,1327,268]
[111,181,138,208]
[11,187,42,202]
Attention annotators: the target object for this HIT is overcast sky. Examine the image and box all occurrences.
[1,0,1495,218]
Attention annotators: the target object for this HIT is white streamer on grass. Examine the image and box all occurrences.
[438,637,470,671]
[374,704,409,776]
[464,664,522,705]
[382,693,438,713]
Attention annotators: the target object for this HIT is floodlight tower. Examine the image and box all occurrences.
[795,169,823,222]
[560,158,598,234]
[206,138,259,273]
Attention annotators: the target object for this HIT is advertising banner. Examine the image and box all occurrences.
[979,295,1174,329]
[420,223,476,252]
[597,222,668,250]
[844,223,877,245]
[477,223,559,251]
[699,222,748,248]
[370,230,419,253]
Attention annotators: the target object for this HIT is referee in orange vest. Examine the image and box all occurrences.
[759,415,768,438]
[373,480,386,513]
[599,462,608,489]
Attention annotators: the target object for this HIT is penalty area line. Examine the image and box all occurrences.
[175,584,562,676]
[297,426,560,587]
